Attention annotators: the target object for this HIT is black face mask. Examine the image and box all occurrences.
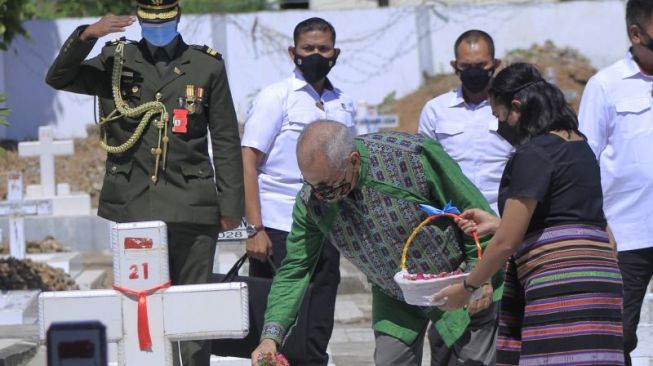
[458,66,494,93]
[496,106,519,146]
[294,52,337,84]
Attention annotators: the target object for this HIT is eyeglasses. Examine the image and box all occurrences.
[303,165,353,201]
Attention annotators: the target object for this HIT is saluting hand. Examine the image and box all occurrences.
[81,15,136,41]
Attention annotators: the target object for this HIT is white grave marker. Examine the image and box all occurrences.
[18,126,73,198]
[354,100,399,135]
[39,221,248,366]
[0,172,52,259]
[17,126,91,215]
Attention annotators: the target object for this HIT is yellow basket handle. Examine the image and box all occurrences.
[400,213,482,270]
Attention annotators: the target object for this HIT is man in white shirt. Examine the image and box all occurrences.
[241,17,355,366]
[578,1,653,364]
[418,30,513,214]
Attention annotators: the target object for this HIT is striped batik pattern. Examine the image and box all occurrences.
[497,224,624,365]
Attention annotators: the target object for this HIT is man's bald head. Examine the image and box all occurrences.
[297,120,356,172]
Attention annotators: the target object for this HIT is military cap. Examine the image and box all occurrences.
[136,0,180,24]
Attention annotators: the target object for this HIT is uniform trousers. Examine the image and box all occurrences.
[374,302,498,366]
[619,247,653,366]
[168,223,220,366]
[249,227,340,366]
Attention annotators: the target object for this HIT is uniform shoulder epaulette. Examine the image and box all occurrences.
[190,45,223,60]
[105,37,137,47]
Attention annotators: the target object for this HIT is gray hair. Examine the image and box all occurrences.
[297,120,357,171]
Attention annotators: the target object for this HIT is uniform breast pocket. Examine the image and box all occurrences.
[433,122,465,139]
[615,97,652,139]
[283,110,317,132]
[120,83,142,109]
[325,105,355,126]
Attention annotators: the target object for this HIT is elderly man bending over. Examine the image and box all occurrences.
[251,121,503,366]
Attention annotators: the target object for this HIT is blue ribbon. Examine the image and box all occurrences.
[419,201,461,216]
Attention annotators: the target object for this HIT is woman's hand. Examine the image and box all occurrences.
[456,209,501,236]
[432,283,471,311]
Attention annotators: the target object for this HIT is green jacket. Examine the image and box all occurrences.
[261,132,503,347]
[46,26,244,224]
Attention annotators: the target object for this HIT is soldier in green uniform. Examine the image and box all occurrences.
[45,1,244,365]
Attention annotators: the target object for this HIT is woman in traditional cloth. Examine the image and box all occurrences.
[434,62,625,365]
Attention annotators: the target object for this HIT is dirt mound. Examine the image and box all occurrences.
[384,41,597,133]
[0,257,78,291]
[0,235,69,255]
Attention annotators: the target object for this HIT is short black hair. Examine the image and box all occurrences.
[293,17,336,45]
[489,62,581,145]
[627,0,653,28]
[454,30,495,59]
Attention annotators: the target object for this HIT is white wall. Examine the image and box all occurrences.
[0,0,628,140]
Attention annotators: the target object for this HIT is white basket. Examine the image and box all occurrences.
[394,269,481,306]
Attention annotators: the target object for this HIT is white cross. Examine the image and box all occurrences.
[39,221,248,365]
[18,126,74,197]
[0,172,52,259]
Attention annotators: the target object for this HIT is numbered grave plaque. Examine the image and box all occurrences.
[112,221,169,290]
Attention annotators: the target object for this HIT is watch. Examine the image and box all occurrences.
[463,278,479,294]
[245,224,264,238]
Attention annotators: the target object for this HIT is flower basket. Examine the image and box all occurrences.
[394,203,483,306]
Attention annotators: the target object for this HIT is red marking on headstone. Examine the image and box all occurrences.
[124,237,153,249]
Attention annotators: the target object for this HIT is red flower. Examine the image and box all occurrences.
[257,352,290,366]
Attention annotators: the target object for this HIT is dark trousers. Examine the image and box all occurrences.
[249,227,340,366]
[618,247,653,366]
[168,223,220,366]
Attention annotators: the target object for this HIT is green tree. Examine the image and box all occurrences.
[25,0,133,19]
[0,0,33,50]
[181,0,267,14]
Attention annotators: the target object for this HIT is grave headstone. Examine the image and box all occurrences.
[0,172,52,260]
[18,126,91,216]
[39,220,248,366]
[0,290,40,325]
[0,172,83,278]
[354,100,399,135]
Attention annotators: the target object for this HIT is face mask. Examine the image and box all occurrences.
[496,107,519,146]
[458,66,494,93]
[293,52,337,84]
[141,20,178,47]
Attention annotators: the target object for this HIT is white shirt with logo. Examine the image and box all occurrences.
[579,52,653,252]
[241,69,356,232]
[418,87,513,214]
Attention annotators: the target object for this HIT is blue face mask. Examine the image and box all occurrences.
[141,20,178,47]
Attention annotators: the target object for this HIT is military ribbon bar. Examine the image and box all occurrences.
[112,281,172,351]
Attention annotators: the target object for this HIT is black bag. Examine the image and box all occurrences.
[210,254,310,360]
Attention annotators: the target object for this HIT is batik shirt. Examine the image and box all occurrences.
[261,132,500,345]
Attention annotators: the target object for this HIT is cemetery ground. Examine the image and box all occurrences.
[0,242,394,366]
